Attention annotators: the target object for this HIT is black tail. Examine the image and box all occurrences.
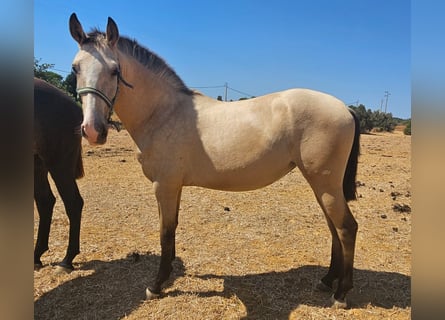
[75,143,84,179]
[343,109,360,201]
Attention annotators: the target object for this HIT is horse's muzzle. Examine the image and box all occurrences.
[81,123,108,145]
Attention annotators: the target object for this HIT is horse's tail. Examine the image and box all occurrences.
[343,109,360,202]
[75,143,85,179]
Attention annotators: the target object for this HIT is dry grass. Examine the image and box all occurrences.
[34,129,411,319]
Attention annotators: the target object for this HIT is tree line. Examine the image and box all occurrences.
[348,104,411,135]
[34,58,78,101]
[34,58,411,135]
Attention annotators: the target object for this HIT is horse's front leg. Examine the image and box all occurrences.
[146,182,182,299]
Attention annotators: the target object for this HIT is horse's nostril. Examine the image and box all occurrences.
[97,129,108,144]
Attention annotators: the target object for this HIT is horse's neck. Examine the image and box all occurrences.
[114,56,190,150]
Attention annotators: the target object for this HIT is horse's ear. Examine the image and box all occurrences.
[106,17,119,48]
[69,13,86,45]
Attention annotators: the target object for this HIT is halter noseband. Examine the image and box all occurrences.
[76,68,133,131]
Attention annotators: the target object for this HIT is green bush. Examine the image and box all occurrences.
[349,105,397,133]
[404,119,411,135]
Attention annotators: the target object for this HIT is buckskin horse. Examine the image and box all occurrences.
[34,77,84,272]
[69,13,360,308]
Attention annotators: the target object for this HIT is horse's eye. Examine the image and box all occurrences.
[111,68,119,76]
[72,65,78,74]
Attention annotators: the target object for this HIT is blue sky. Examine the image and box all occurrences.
[35,0,410,118]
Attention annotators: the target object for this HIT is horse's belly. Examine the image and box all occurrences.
[187,155,297,192]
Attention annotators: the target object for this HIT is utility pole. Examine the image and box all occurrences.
[384,91,391,113]
[224,82,228,102]
[346,100,359,107]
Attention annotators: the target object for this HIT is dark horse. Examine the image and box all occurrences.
[34,78,84,272]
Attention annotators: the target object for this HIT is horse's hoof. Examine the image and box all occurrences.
[54,265,73,275]
[145,288,160,300]
[316,280,332,292]
[329,295,348,309]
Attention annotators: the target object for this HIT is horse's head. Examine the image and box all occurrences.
[69,13,121,145]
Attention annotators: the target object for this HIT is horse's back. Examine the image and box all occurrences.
[272,88,350,123]
[195,87,354,153]
[283,88,355,139]
[34,78,84,178]
[198,88,352,131]
[34,78,83,127]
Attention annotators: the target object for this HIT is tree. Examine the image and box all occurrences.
[349,104,398,133]
[370,111,396,132]
[34,58,79,100]
[349,104,373,133]
[34,58,64,89]
[63,72,78,100]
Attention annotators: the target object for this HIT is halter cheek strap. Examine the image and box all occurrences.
[76,68,133,131]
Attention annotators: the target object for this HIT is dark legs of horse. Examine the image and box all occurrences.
[147,227,176,297]
[34,154,83,271]
[50,168,84,271]
[34,157,55,269]
[317,216,343,291]
[146,183,182,299]
[314,191,358,307]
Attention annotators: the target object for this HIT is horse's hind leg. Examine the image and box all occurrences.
[314,187,358,308]
[303,161,357,307]
[50,168,84,271]
[316,214,343,291]
[34,156,56,269]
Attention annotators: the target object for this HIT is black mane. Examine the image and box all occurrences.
[86,29,193,95]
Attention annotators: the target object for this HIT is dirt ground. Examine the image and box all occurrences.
[34,128,411,319]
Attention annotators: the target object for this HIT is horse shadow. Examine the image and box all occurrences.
[35,255,410,319]
[34,252,185,320]
[170,265,411,319]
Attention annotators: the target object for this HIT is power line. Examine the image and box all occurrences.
[46,66,257,100]
[50,67,71,74]
[346,100,359,107]
[191,85,226,89]
[227,86,255,98]
[191,82,256,101]
[44,67,256,100]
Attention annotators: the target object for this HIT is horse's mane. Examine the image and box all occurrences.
[86,29,193,95]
